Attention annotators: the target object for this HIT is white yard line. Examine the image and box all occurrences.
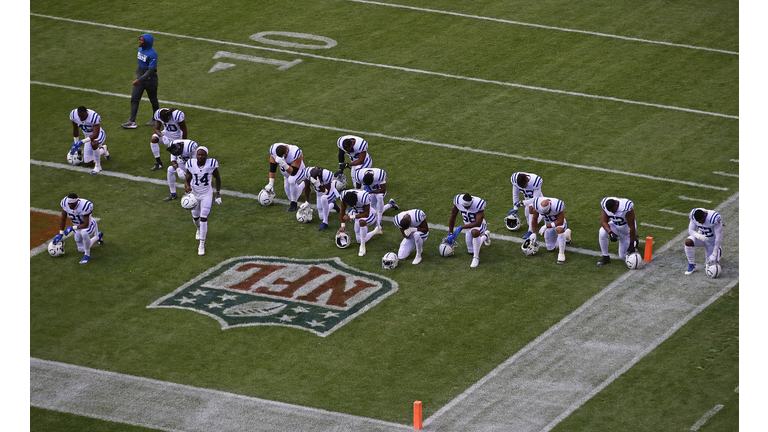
[30,82,730,192]
[690,404,724,431]
[347,0,738,56]
[30,14,738,120]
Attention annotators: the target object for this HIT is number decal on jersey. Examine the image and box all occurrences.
[609,216,627,226]
[698,227,714,237]
[165,124,178,132]
[460,210,476,224]
[194,173,210,187]
[80,125,94,133]
[522,190,535,199]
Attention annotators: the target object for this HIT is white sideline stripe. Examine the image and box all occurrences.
[639,222,674,230]
[347,0,738,56]
[690,404,724,431]
[30,14,738,120]
[659,208,689,216]
[30,357,411,432]
[30,81,730,191]
[730,159,738,163]
[30,159,608,258]
[679,196,712,203]
[713,171,739,178]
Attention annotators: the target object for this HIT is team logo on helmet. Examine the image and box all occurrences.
[296,203,313,223]
[625,252,642,269]
[438,238,456,257]
[148,256,398,337]
[521,238,539,256]
[67,149,83,166]
[48,240,65,257]
[180,193,199,210]
[258,189,275,206]
[705,263,721,279]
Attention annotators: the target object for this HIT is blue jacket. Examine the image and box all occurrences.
[136,33,158,81]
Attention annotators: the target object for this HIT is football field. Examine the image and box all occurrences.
[28,1,740,430]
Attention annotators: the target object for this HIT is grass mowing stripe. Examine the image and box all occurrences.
[30,81,730,192]
[346,0,738,55]
[30,13,738,120]
[29,159,607,258]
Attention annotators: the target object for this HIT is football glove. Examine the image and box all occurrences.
[708,253,718,263]
[403,227,417,238]
[338,162,349,170]
[53,234,63,244]
[627,244,636,254]
[513,201,522,208]
[452,226,463,238]
[161,135,172,145]
[538,224,548,236]
[275,156,290,171]
[509,208,517,215]
[364,185,372,192]
[71,141,83,154]
[609,231,618,242]
[445,234,455,245]
[309,177,321,188]
[263,184,274,195]
[334,168,344,177]
[215,196,222,205]
[63,226,76,236]
[693,232,706,241]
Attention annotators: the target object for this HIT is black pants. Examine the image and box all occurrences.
[129,79,160,122]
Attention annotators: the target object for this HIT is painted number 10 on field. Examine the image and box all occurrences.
[209,31,338,73]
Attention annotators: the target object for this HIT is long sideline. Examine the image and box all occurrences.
[30,81,729,192]
[348,0,738,56]
[30,13,737,120]
[29,159,605,258]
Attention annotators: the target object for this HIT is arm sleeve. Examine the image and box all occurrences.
[338,148,346,163]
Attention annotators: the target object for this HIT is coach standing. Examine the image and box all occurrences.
[121,33,160,129]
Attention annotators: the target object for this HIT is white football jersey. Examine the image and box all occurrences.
[304,166,335,193]
[70,108,106,143]
[353,167,387,191]
[342,189,372,216]
[394,209,426,229]
[511,171,543,201]
[601,197,634,227]
[533,197,565,225]
[185,157,219,197]
[153,108,186,140]
[270,143,303,169]
[688,208,723,240]
[337,135,372,167]
[453,194,487,225]
[170,139,199,164]
[60,197,94,226]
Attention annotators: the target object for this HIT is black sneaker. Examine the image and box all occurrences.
[151,162,163,171]
[596,256,611,267]
[287,201,298,212]
[163,194,177,202]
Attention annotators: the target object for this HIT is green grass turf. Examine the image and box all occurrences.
[29,0,737,429]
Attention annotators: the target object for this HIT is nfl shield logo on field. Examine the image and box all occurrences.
[148,256,398,337]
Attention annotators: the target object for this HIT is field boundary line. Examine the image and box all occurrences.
[30,13,738,119]
[30,81,729,191]
[347,0,738,56]
[29,160,606,258]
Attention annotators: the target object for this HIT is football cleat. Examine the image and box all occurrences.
[180,193,198,210]
[684,264,697,275]
[163,193,178,202]
[358,242,366,257]
[625,252,642,269]
[79,255,90,264]
[195,229,201,240]
[412,255,422,265]
[596,256,611,267]
[470,257,479,268]
[521,238,539,256]
[258,188,275,206]
[370,226,383,236]
[287,201,298,212]
[97,232,104,246]
[522,231,534,240]
[102,145,110,160]
[121,121,137,129]
[705,263,721,279]
[335,229,351,248]
[48,240,65,257]
[90,166,102,175]
[557,251,566,264]
[387,199,399,211]
[198,242,205,256]
[150,162,163,171]
[483,230,492,246]
[504,212,521,231]
[381,252,398,269]
[317,222,328,231]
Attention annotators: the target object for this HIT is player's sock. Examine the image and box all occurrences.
[685,245,696,264]
[151,142,161,158]
[199,221,208,241]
